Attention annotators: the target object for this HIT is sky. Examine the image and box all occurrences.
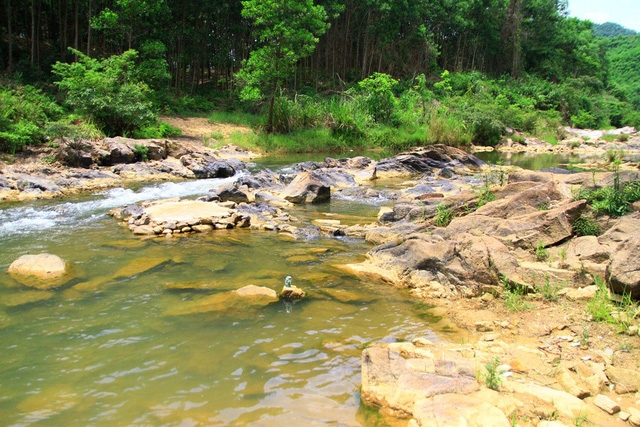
[566,0,640,32]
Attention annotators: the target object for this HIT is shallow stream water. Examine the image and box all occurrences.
[0,175,444,426]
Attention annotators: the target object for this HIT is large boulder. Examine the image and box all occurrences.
[7,253,71,289]
[12,174,61,193]
[56,145,93,168]
[346,233,524,296]
[105,137,136,164]
[281,171,331,204]
[412,394,511,427]
[180,155,244,179]
[374,145,485,179]
[438,199,587,249]
[606,234,640,299]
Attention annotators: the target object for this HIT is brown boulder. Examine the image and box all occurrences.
[606,235,640,299]
[281,171,330,204]
[439,199,587,249]
[7,253,71,289]
[356,233,524,296]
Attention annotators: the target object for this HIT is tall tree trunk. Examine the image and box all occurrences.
[31,0,36,66]
[7,0,12,72]
[86,0,91,55]
[73,0,79,60]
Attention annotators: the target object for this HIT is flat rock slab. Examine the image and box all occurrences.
[413,394,511,427]
[144,201,232,223]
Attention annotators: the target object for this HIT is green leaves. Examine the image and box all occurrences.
[52,49,157,137]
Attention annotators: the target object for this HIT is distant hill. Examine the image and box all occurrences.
[594,22,637,38]
[605,34,640,112]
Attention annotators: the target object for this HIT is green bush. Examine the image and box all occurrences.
[426,108,471,146]
[0,84,64,153]
[132,122,182,139]
[52,49,157,137]
[357,73,399,125]
[324,96,371,143]
[471,116,504,146]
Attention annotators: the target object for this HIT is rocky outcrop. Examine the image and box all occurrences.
[216,182,254,203]
[373,145,485,179]
[361,342,480,419]
[437,195,587,249]
[7,253,71,289]
[345,233,524,297]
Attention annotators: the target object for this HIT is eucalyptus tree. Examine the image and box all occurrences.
[237,0,328,132]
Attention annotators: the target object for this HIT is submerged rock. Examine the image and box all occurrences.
[7,253,71,289]
[0,290,55,307]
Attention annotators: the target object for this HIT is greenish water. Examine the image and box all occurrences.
[0,181,439,426]
[475,151,590,170]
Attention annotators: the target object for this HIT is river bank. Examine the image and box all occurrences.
[2,121,640,426]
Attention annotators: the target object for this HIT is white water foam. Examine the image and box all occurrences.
[0,174,243,239]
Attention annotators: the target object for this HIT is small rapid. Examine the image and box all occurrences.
[0,175,242,241]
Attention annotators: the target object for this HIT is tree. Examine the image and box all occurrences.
[237,0,328,132]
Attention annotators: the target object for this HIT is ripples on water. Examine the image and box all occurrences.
[0,175,439,426]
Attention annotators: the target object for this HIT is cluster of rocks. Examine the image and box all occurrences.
[362,335,640,427]
[343,169,640,300]
[0,137,251,201]
[499,126,640,154]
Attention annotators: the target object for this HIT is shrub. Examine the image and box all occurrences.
[483,357,503,391]
[357,73,399,125]
[0,85,64,153]
[471,116,504,146]
[426,108,471,146]
[133,144,149,161]
[52,49,157,137]
[132,122,182,139]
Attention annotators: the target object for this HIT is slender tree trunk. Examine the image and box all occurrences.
[31,0,36,66]
[73,0,78,59]
[86,0,91,55]
[7,0,12,72]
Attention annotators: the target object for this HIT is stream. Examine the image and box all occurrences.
[0,172,444,426]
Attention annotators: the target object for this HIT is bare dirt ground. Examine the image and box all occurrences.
[423,291,640,426]
[160,116,254,145]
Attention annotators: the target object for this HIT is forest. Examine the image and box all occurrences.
[1,0,639,154]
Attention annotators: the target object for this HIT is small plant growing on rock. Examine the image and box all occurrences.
[574,414,588,427]
[535,242,549,262]
[572,214,601,236]
[586,276,614,323]
[501,275,532,312]
[133,143,149,161]
[580,325,590,347]
[483,357,503,390]
[558,248,567,267]
[434,203,453,227]
[535,278,563,302]
[617,133,629,142]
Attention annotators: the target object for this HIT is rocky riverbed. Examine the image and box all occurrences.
[2,125,640,426]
